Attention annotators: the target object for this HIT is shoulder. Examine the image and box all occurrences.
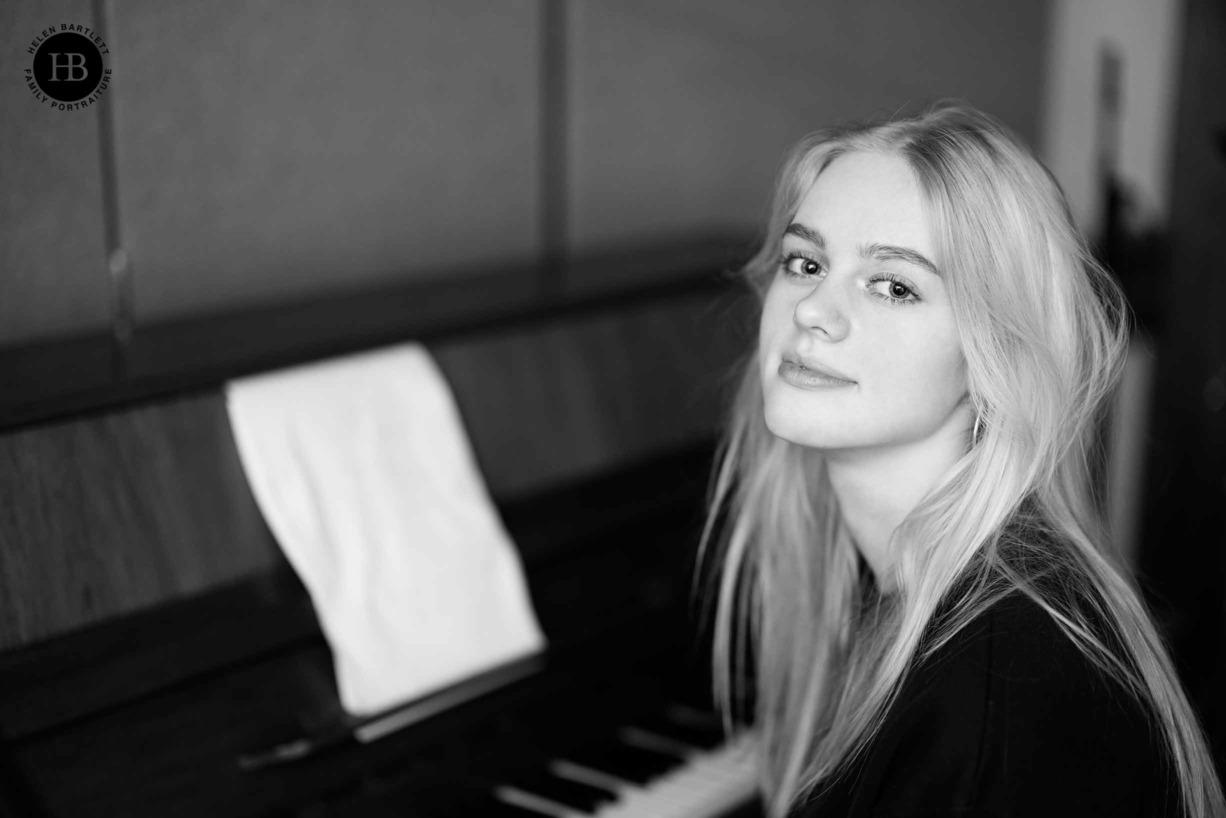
[957,589,1123,703]
[825,591,1179,817]
[945,591,1152,753]
[890,590,1132,734]
[964,592,1177,814]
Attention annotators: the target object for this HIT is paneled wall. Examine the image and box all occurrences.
[3,0,1052,357]
[564,0,1050,294]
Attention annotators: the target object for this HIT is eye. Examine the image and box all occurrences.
[779,251,824,279]
[869,273,920,306]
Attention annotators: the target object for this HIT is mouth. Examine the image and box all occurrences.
[780,352,856,384]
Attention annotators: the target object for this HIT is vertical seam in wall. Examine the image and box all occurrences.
[93,0,131,382]
[540,0,567,302]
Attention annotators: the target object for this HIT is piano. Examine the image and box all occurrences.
[0,250,766,818]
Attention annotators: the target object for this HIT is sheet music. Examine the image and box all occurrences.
[226,342,546,715]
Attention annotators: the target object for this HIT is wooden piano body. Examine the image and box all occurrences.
[0,258,763,818]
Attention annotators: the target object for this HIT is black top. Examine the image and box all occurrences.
[791,591,1183,817]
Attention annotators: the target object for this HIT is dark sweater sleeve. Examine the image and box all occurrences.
[793,594,1181,818]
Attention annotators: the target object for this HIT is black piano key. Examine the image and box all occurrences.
[647,723,723,752]
[665,701,733,729]
[560,734,683,785]
[649,706,728,749]
[498,769,617,813]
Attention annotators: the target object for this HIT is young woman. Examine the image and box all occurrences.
[697,101,1224,817]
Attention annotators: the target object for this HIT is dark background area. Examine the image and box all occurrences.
[1132,0,1226,776]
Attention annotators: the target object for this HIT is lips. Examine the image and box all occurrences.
[781,352,855,383]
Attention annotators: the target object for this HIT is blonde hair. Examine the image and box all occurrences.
[696,101,1224,818]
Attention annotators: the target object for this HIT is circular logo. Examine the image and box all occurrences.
[32,32,104,102]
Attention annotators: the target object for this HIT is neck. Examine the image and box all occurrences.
[825,407,973,593]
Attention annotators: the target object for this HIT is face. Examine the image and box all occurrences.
[759,150,968,455]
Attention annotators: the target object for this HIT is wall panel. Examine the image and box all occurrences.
[0,1,111,345]
[110,1,542,325]
[565,0,1051,291]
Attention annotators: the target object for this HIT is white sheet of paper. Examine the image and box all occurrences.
[225,342,546,716]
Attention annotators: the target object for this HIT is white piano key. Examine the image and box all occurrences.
[548,758,696,814]
[587,731,758,818]
[493,785,586,818]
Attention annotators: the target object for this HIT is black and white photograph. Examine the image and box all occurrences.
[1,2,1223,816]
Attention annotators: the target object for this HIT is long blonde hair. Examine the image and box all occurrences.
[696,101,1224,818]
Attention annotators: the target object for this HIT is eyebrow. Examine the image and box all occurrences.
[783,222,942,278]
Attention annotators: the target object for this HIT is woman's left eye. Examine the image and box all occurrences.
[869,275,920,306]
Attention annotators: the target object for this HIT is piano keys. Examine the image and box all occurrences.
[494,719,758,818]
[306,657,761,818]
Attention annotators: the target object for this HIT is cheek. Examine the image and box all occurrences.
[885,339,965,407]
[758,283,789,358]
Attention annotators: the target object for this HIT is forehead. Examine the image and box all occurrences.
[793,151,934,254]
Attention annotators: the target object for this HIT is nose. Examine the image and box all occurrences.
[792,281,849,341]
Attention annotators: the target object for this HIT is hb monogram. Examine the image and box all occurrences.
[47,53,89,81]
[28,28,110,108]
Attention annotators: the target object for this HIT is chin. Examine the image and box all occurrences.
[763,404,837,449]
[762,397,891,453]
